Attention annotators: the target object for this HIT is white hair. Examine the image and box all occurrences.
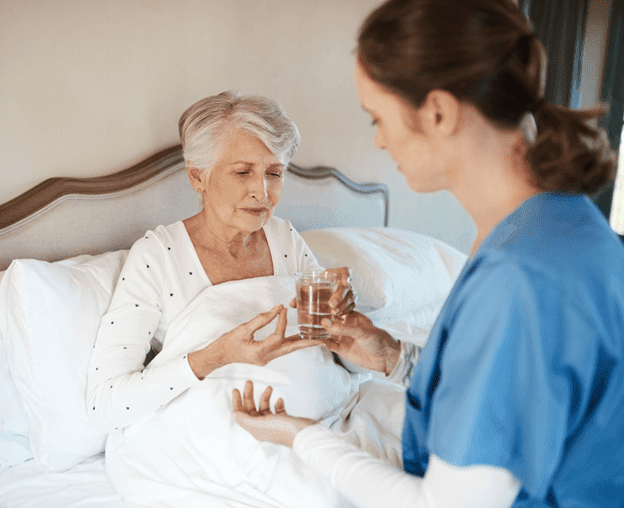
[178,91,301,176]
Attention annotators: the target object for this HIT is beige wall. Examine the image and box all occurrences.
[0,0,610,254]
[0,0,475,253]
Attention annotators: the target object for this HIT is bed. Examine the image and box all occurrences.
[0,144,467,508]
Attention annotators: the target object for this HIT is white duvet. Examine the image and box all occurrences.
[105,276,405,508]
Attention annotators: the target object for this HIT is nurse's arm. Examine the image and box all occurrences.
[295,424,521,508]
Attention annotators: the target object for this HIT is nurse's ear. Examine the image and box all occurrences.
[420,90,461,139]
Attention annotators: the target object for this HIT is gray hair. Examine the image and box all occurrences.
[178,91,301,176]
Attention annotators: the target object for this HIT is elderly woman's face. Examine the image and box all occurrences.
[202,130,284,235]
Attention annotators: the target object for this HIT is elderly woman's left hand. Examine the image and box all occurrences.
[290,266,356,317]
[232,381,317,448]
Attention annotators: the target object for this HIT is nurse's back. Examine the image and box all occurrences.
[493,192,624,505]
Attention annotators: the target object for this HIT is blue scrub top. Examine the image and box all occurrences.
[402,192,624,506]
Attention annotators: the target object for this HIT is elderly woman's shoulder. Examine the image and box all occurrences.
[129,221,186,258]
[265,215,298,237]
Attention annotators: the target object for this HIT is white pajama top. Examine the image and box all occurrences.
[87,216,321,432]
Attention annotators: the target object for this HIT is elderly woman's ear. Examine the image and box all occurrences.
[187,166,205,193]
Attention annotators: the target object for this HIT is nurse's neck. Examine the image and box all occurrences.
[454,131,539,260]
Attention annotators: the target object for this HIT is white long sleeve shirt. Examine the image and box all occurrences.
[87,217,321,432]
[294,423,520,508]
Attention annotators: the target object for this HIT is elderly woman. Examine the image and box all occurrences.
[87,91,354,432]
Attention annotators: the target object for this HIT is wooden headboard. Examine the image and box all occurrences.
[0,145,388,270]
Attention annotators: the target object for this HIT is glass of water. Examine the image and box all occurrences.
[295,271,339,339]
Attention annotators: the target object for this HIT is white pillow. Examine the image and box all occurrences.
[301,227,467,326]
[0,267,30,436]
[3,250,128,471]
[0,268,35,471]
[0,254,95,436]
[0,252,118,470]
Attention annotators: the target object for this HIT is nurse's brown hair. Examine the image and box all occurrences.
[357,0,614,194]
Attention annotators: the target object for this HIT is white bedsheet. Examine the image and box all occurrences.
[0,453,124,508]
[104,276,404,508]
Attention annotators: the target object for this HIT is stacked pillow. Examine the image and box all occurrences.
[0,251,128,471]
[0,266,32,471]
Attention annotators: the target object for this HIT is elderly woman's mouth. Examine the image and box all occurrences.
[239,207,269,216]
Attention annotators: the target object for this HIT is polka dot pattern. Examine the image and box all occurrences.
[89,218,319,431]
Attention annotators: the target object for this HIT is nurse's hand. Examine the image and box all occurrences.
[232,381,316,448]
[320,311,401,376]
[325,267,356,316]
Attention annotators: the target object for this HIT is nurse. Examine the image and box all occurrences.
[233,0,624,506]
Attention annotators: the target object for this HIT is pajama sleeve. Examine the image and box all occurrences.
[87,232,200,432]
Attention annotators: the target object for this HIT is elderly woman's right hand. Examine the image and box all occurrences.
[320,311,401,376]
[188,305,317,380]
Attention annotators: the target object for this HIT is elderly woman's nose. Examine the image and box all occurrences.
[249,174,269,200]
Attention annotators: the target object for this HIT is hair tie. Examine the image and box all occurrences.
[520,110,538,144]
[522,95,543,144]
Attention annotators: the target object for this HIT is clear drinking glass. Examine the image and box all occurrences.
[295,271,339,339]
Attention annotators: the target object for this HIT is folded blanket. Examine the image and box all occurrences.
[106,276,384,508]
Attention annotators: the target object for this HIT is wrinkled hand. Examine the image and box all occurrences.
[320,311,401,375]
[289,267,356,317]
[232,381,316,448]
[189,305,318,380]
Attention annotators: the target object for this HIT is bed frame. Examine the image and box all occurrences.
[0,144,388,270]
